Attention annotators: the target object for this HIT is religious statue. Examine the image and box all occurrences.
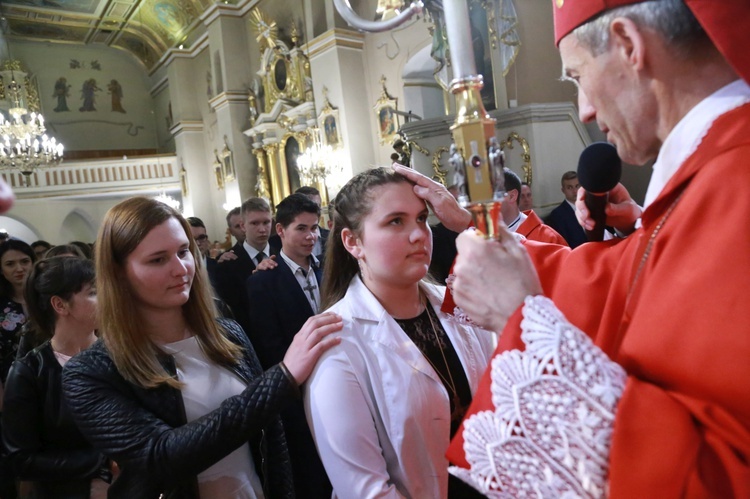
[391,138,411,167]
[488,137,505,199]
[248,89,258,125]
[449,143,468,201]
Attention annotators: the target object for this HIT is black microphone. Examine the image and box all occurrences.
[577,142,622,242]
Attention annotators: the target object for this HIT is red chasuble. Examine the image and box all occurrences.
[447,103,750,497]
[518,210,568,246]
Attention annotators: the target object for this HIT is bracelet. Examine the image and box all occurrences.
[278,361,300,394]
[97,464,113,484]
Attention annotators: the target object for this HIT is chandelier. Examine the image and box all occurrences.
[0,63,64,176]
[297,128,348,197]
[155,190,181,211]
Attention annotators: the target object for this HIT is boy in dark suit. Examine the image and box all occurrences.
[214,197,278,338]
[246,193,331,499]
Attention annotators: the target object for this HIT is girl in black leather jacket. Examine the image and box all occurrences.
[61,197,342,499]
[3,256,111,498]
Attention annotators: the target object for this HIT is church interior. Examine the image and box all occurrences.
[0,0,653,244]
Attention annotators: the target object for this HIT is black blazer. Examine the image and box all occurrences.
[429,223,459,285]
[245,258,331,499]
[245,257,322,369]
[204,255,219,290]
[316,227,330,263]
[544,201,588,248]
[3,342,109,498]
[215,243,279,337]
[62,319,296,499]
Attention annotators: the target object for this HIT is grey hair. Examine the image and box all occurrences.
[573,0,705,57]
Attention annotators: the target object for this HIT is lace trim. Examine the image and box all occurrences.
[449,296,626,498]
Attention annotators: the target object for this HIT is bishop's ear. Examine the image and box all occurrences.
[341,227,363,259]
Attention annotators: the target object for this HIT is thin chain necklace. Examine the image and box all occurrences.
[421,296,463,422]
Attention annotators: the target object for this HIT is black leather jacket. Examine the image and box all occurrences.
[62,318,296,499]
[2,342,109,498]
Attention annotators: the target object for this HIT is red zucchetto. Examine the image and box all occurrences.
[552,0,750,84]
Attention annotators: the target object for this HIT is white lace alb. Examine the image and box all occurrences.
[450,296,626,498]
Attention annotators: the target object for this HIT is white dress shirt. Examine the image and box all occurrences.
[279,250,321,314]
[243,241,271,264]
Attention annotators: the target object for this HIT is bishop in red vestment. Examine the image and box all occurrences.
[399,0,750,496]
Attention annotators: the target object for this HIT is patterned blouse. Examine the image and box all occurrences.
[0,298,26,383]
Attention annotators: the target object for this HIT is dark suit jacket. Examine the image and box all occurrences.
[245,258,331,499]
[214,242,279,339]
[205,255,219,290]
[245,257,322,369]
[544,201,587,249]
[429,223,459,284]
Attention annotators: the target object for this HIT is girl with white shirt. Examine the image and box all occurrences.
[306,168,494,498]
[62,197,342,499]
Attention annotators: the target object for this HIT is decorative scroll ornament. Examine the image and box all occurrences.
[450,295,626,498]
[500,131,532,185]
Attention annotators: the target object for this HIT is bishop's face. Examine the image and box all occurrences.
[559,33,661,165]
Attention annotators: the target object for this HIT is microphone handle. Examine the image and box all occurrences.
[584,191,608,242]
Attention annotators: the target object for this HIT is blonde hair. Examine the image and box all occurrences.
[96,197,241,389]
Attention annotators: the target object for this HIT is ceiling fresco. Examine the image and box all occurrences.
[0,0,215,69]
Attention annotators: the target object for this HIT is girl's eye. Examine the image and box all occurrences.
[417,215,428,223]
[389,218,402,225]
[150,257,166,264]
[178,249,190,257]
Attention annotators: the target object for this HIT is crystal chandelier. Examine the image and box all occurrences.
[0,74,64,175]
[155,190,181,211]
[297,128,347,196]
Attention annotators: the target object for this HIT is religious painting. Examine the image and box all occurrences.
[469,0,496,111]
[318,109,342,149]
[220,142,235,182]
[374,100,398,145]
[79,79,100,112]
[284,136,302,193]
[107,79,126,113]
[373,76,399,145]
[53,77,71,112]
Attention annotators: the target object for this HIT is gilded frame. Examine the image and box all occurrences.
[319,108,343,149]
[213,151,224,190]
[220,142,235,182]
[180,167,189,197]
[373,97,398,146]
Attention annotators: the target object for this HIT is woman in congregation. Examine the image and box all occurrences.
[62,197,342,498]
[3,256,111,498]
[305,167,495,498]
[16,245,89,358]
[0,241,35,383]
